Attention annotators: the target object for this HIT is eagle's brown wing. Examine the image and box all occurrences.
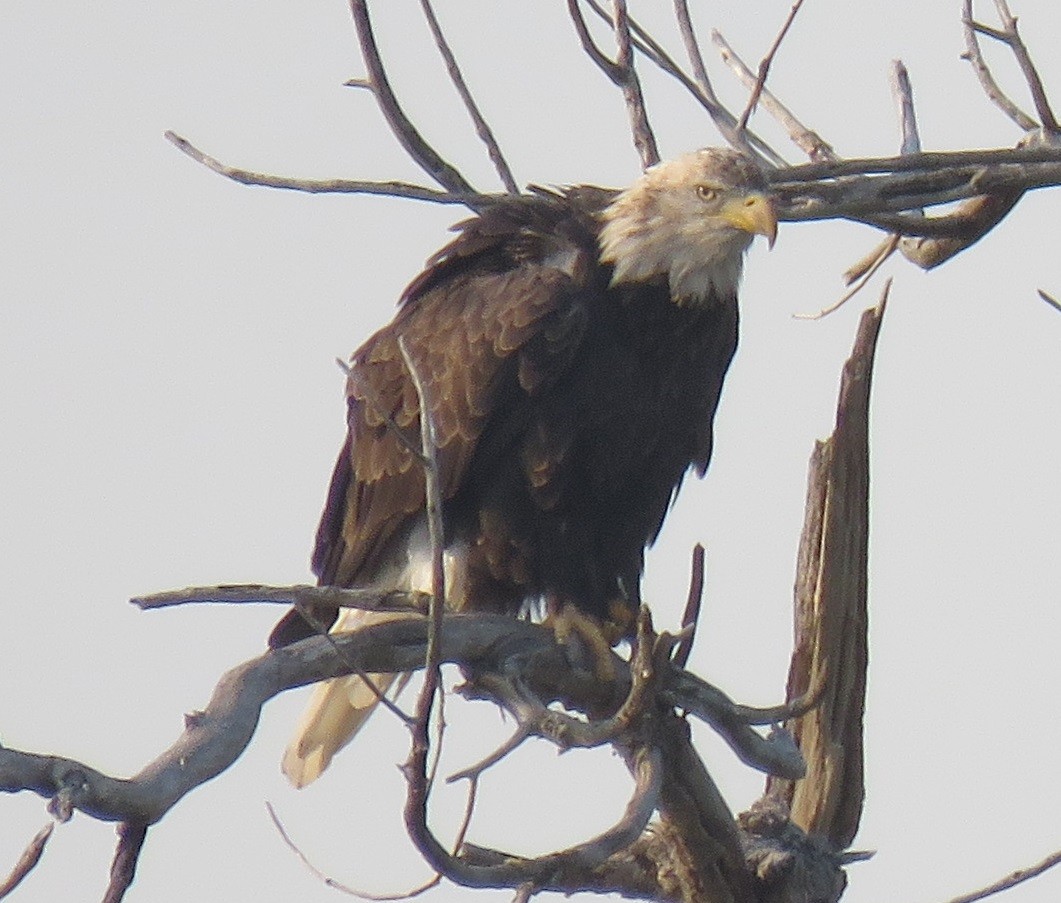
[268,193,603,649]
[313,266,589,588]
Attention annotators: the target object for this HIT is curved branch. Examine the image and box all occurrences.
[408,744,662,894]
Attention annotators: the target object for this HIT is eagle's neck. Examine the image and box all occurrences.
[596,190,750,307]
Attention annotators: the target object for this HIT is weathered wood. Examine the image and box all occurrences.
[766,290,886,850]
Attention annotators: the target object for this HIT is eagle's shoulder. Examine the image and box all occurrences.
[312,191,610,590]
[399,188,615,307]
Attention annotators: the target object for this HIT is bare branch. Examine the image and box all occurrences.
[608,0,659,168]
[1038,289,1061,314]
[891,60,922,156]
[942,846,1061,903]
[102,823,147,903]
[672,0,714,102]
[567,0,659,168]
[961,0,1038,131]
[583,0,782,165]
[346,0,476,195]
[736,0,808,134]
[773,144,1061,180]
[671,543,705,670]
[164,132,489,208]
[131,582,428,614]
[406,743,662,894]
[972,0,1058,132]
[417,0,519,193]
[0,822,52,900]
[712,31,836,162]
[796,240,898,320]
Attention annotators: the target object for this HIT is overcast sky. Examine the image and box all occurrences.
[2,2,1060,902]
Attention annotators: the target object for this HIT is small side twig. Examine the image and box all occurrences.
[891,60,922,156]
[796,239,898,320]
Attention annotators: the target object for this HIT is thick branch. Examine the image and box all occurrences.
[0,614,800,829]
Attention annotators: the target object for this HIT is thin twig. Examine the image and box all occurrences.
[960,0,1038,131]
[736,0,808,134]
[347,0,476,195]
[164,132,489,208]
[397,338,446,660]
[1038,289,1061,313]
[672,544,705,670]
[266,802,440,900]
[131,582,428,613]
[338,358,429,465]
[567,0,658,168]
[942,847,1061,903]
[0,823,52,900]
[583,0,781,165]
[712,31,834,162]
[446,725,533,784]
[795,240,899,320]
[608,0,659,168]
[976,0,1058,132]
[418,0,519,193]
[397,334,453,892]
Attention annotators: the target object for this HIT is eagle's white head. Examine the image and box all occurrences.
[598,148,777,306]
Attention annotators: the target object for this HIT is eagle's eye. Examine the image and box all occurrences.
[696,184,720,202]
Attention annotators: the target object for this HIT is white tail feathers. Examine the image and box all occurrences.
[281,608,410,788]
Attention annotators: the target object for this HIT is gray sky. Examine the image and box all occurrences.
[2,2,1059,901]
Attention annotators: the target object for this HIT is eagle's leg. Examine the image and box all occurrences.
[544,598,621,682]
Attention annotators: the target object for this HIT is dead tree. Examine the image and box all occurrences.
[3,3,1060,902]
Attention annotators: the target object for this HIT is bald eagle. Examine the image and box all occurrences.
[271,148,777,786]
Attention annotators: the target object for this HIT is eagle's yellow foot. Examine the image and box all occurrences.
[546,602,622,682]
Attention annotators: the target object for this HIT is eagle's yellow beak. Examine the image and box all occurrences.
[721,193,778,249]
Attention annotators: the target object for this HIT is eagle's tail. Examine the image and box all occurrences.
[281,608,410,788]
